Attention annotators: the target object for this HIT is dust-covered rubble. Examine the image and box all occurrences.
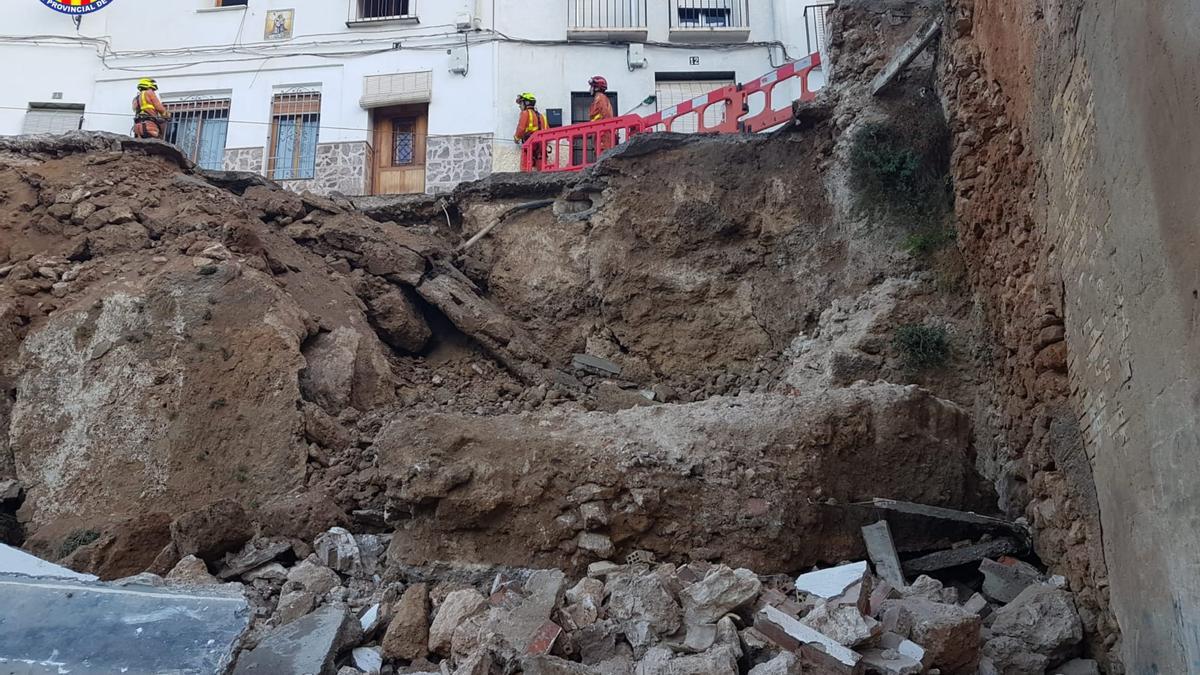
[129,524,1085,675]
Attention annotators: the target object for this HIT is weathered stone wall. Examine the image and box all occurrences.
[223,143,367,196]
[223,147,264,174]
[277,142,369,196]
[425,134,493,194]
[941,0,1200,671]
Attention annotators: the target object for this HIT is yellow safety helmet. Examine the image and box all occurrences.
[137,78,159,91]
[516,92,537,105]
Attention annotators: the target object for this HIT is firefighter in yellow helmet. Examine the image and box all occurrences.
[132,78,170,140]
[513,93,548,144]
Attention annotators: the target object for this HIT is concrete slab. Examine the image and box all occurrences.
[902,538,1018,574]
[233,604,359,675]
[794,561,868,599]
[862,521,905,588]
[0,543,97,581]
[571,354,621,377]
[0,573,249,674]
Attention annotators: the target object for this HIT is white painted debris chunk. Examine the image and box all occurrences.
[0,543,97,581]
[352,646,383,674]
[760,605,861,668]
[879,631,926,662]
[794,561,868,599]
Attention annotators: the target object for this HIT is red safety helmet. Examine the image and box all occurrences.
[588,75,608,92]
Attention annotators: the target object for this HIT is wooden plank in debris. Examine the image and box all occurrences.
[862,520,906,589]
[871,19,943,96]
[903,538,1019,575]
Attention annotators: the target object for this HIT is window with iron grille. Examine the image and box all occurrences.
[391,118,416,166]
[268,92,320,181]
[164,99,230,171]
[357,0,412,20]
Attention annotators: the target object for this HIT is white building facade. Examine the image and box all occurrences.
[1,0,832,195]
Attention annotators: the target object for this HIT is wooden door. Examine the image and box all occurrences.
[371,104,427,194]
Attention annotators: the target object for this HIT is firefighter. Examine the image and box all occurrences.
[587,76,615,156]
[132,78,170,140]
[513,93,548,144]
[587,76,613,122]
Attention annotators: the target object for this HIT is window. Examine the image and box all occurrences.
[391,118,416,166]
[677,7,730,27]
[570,91,618,164]
[357,0,412,20]
[268,92,320,181]
[164,99,230,171]
[216,0,248,6]
[22,104,83,134]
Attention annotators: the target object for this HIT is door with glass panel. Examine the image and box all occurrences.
[371,104,427,194]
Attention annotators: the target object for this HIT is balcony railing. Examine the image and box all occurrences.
[348,0,417,26]
[669,0,750,41]
[804,3,835,55]
[567,0,649,41]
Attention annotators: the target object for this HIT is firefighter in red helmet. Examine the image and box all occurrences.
[587,75,613,122]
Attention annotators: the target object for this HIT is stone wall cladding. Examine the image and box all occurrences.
[277,142,368,196]
[223,147,264,174]
[936,0,1132,667]
[425,134,493,194]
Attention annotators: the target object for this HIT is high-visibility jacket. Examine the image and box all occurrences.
[589,92,614,122]
[133,90,167,118]
[515,108,548,143]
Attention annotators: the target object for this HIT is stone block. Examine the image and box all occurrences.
[382,583,430,661]
[234,604,359,675]
[988,584,1082,660]
[879,598,981,674]
[980,557,1041,603]
[679,565,762,624]
[862,521,905,588]
[429,588,489,655]
[170,499,252,564]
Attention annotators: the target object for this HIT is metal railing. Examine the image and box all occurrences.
[568,0,648,31]
[669,0,750,31]
[267,91,321,181]
[349,0,416,24]
[804,3,835,55]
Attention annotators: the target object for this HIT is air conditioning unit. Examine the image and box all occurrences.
[455,12,474,31]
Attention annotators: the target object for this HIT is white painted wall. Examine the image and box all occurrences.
[1,0,831,184]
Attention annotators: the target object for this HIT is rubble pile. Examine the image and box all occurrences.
[118,521,1091,675]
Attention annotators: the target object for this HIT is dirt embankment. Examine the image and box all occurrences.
[0,106,991,581]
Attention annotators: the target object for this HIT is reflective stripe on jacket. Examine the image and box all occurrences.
[134,90,167,117]
[515,108,548,142]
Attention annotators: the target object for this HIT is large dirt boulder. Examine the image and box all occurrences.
[376,383,978,572]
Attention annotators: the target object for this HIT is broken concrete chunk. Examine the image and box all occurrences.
[577,531,615,558]
[679,565,762,624]
[219,539,292,580]
[794,561,868,599]
[429,588,489,655]
[315,527,364,577]
[800,600,880,647]
[588,561,623,578]
[166,554,219,585]
[359,603,384,635]
[351,645,383,674]
[520,654,601,674]
[747,651,801,675]
[243,562,288,583]
[755,605,862,673]
[493,569,566,655]
[525,620,563,656]
[988,584,1083,660]
[862,521,905,588]
[2,572,248,673]
[880,598,981,674]
[566,577,605,606]
[605,571,682,637]
[878,631,925,663]
[859,646,923,675]
[287,559,342,595]
[233,604,360,675]
[276,589,317,625]
[902,575,958,604]
[0,479,22,502]
[382,582,430,661]
[981,636,1048,674]
[962,593,991,617]
[979,557,1042,603]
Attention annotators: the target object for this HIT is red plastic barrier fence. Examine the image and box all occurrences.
[521,53,822,173]
[520,114,645,173]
